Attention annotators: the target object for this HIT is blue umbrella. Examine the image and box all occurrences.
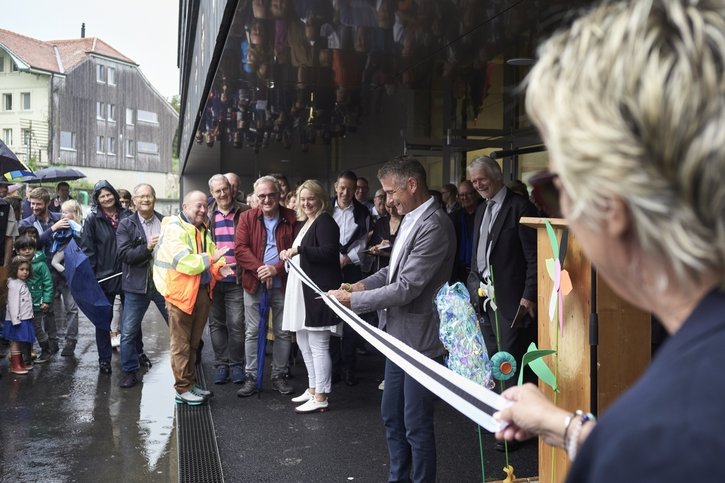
[62,239,112,330]
[0,139,33,181]
[256,287,270,393]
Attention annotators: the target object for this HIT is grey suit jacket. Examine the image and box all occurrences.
[351,199,455,358]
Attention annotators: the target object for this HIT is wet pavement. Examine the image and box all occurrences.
[0,308,538,482]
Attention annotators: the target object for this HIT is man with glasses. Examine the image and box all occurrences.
[372,188,388,222]
[116,183,168,388]
[207,174,249,385]
[234,175,296,397]
[449,180,481,283]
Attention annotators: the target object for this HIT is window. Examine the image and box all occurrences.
[96,64,105,82]
[11,62,17,72]
[107,67,116,85]
[108,137,116,154]
[126,139,134,157]
[125,108,134,125]
[21,92,30,110]
[136,109,158,124]
[60,131,75,150]
[2,128,12,145]
[3,93,12,111]
[108,104,116,122]
[96,135,105,153]
[137,141,158,154]
[0,57,4,73]
[96,101,105,119]
[21,128,30,146]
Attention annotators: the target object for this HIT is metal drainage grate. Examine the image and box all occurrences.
[177,368,225,483]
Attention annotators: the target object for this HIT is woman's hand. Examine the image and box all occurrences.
[494,383,572,448]
[279,247,298,261]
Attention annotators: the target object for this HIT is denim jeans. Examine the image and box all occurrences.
[120,287,168,373]
[208,282,245,367]
[381,359,438,483]
[243,286,290,379]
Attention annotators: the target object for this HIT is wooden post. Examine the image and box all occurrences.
[521,217,651,482]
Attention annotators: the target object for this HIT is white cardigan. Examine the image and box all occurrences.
[6,278,33,325]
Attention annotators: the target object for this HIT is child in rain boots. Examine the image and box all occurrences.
[4,256,35,375]
[14,235,54,365]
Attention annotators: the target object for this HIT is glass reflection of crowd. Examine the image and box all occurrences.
[195,0,513,152]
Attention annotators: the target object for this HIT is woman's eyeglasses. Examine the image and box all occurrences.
[529,170,562,218]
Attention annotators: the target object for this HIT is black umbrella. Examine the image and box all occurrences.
[0,139,34,181]
[26,166,86,183]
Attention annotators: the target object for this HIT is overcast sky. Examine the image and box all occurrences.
[1,0,180,99]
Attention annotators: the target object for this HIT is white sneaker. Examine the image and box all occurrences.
[295,397,329,413]
[175,391,206,406]
[111,333,121,348]
[291,389,314,403]
[191,385,213,399]
[378,379,385,391]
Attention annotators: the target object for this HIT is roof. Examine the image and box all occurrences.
[0,28,136,74]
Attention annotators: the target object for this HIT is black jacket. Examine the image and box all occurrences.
[117,211,165,294]
[298,213,342,327]
[81,182,132,296]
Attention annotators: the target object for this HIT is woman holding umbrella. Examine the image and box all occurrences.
[280,180,342,413]
[80,180,132,373]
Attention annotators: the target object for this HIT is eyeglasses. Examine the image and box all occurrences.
[458,192,474,198]
[134,195,154,201]
[257,192,278,200]
[529,170,562,218]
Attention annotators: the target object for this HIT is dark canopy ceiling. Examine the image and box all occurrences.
[193,0,592,155]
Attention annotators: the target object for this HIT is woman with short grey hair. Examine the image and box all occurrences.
[495,1,725,481]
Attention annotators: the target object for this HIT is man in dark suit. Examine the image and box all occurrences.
[330,157,455,483]
[467,156,537,394]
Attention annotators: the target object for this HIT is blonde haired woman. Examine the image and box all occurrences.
[280,179,342,413]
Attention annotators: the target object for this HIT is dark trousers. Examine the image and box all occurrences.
[330,264,363,374]
[96,292,117,364]
[381,358,438,483]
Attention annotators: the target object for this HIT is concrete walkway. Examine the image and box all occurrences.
[0,308,538,482]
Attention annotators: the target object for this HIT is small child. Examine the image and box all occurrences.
[50,199,83,272]
[4,256,35,375]
[14,235,54,364]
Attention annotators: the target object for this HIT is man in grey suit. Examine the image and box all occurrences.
[330,157,455,483]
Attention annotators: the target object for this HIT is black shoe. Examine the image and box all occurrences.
[343,369,358,386]
[271,375,294,395]
[35,351,52,364]
[495,440,521,453]
[61,340,76,357]
[99,361,112,374]
[237,375,257,397]
[50,339,60,354]
[120,372,139,388]
[139,353,152,369]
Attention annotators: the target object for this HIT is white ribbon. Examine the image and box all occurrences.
[287,262,509,433]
